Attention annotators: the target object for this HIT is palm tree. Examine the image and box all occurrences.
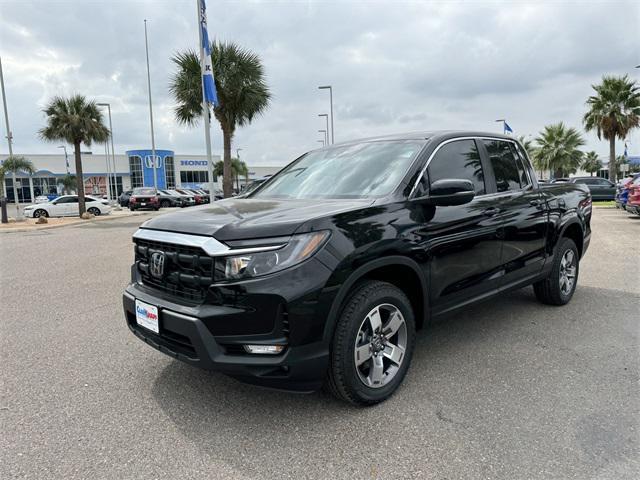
[516,135,535,155]
[533,123,585,179]
[57,174,77,194]
[581,151,602,176]
[39,95,110,216]
[232,158,249,192]
[170,41,270,197]
[583,75,640,183]
[0,155,36,213]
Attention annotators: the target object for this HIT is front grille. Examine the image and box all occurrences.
[135,238,213,302]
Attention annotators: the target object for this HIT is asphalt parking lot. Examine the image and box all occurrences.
[1,206,638,479]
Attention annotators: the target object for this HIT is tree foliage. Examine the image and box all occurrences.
[39,95,110,216]
[533,123,585,178]
[170,42,270,197]
[583,75,640,182]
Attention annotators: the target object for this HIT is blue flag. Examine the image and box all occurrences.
[503,121,513,134]
[199,0,218,106]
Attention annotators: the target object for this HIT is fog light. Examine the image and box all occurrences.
[243,344,285,355]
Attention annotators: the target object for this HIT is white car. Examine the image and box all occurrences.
[23,195,111,218]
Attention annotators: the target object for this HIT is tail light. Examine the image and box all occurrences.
[130,197,137,203]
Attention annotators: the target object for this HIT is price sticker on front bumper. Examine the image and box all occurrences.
[135,299,159,333]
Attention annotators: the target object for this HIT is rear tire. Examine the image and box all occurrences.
[160,200,170,208]
[534,237,579,306]
[326,280,416,406]
[87,207,100,216]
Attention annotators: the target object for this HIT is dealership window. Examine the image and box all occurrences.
[32,176,59,196]
[180,170,209,184]
[426,139,486,195]
[165,156,176,188]
[3,178,32,203]
[129,155,143,188]
[108,175,124,197]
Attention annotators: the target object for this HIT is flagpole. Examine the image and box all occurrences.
[144,19,158,189]
[197,0,215,196]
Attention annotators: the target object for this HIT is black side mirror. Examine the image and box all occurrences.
[413,179,475,206]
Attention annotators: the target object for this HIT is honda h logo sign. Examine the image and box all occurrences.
[144,155,163,169]
[149,252,166,278]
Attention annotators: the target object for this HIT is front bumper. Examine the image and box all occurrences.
[122,256,335,392]
[626,204,640,215]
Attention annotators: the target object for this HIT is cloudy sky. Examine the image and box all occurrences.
[1,0,639,166]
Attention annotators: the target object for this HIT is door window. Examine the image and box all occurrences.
[482,140,522,192]
[426,139,485,195]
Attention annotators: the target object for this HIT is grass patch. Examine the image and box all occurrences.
[593,200,617,208]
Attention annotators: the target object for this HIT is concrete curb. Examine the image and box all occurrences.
[0,211,149,234]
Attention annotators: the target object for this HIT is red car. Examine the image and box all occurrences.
[129,187,160,211]
[626,176,640,216]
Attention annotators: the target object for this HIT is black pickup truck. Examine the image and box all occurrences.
[123,131,592,405]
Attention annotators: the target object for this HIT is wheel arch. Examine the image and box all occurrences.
[559,219,584,258]
[323,256,428,344]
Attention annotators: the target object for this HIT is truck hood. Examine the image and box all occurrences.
[139,197,375,240]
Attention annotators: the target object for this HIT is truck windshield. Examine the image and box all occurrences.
[252,140,424,199]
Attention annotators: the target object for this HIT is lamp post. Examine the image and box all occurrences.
[317,140,325,147]
[97,103,117,201]
[318,114,329,144]
[318,129,328,145]
[236,148,243,191]
[0,55,19,219]
[57,145,70,175]
[96,103,116,201]
[318,86,334,144]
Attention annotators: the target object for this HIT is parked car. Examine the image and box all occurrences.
[551,178,570,183]
[119,190,133,207]
[157,190,185,208]
[212,189,224,201]
[35,194,59,203]
[615,174,640,210]
[176,188,205,205]
[123,131,591,405]
[129,187,159,211]
[569,177,616,201]
[166,189,196,207]
[193,189,211,203]
[23,195,111,218]
[624,175,640,216]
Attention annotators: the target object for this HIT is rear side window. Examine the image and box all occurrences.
[483,140,522,192]
[427,139,485,195]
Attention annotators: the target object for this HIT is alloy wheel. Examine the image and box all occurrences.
[354,303,407,388]
[559,249,576,296]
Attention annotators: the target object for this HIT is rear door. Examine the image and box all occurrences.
[480,139,548,288]
[413,138,505,315]
[65,196,80,216]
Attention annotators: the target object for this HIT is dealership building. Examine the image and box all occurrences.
[1,149,280,202]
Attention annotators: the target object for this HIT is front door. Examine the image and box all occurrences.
[412,138,505,316]
[480,139,548,287]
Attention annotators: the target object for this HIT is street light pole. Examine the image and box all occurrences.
[318,130,327,145]
[318,86,334,144]
[236,148,243,191]
[97,103,117,201]
[317,140,325,147]
[318,114,329,145]
[0,56,19,218]
[57,146,70,175]
[144,19,158,189]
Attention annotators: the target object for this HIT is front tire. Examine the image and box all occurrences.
[326,280,416,406]
[87,207,100,216]
[160,200,170,208]
[534,237,579,306]
[33,209,48,218]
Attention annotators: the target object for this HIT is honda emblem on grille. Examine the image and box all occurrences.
[149,251,166,278]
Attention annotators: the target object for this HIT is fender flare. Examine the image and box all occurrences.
[322,255,428,344]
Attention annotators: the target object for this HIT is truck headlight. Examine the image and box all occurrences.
[220,231,330,280]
